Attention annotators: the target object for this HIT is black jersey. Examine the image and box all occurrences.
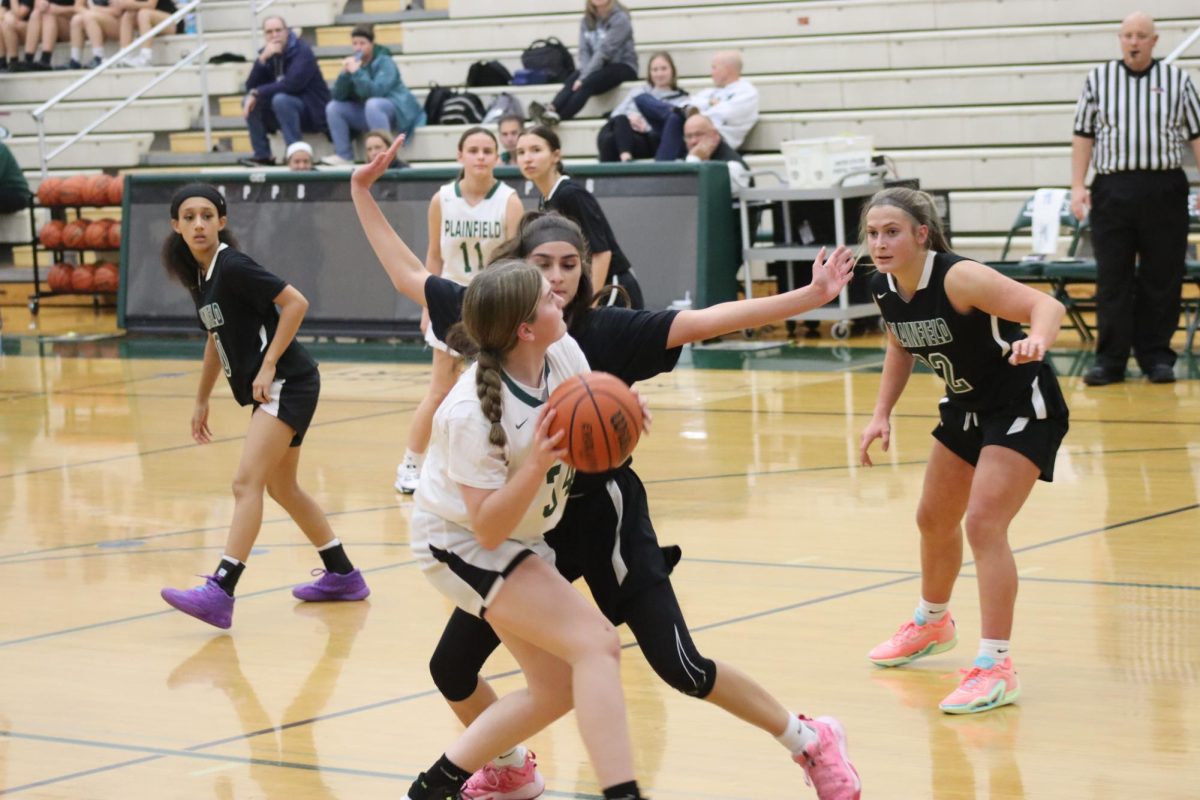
[540,177,631,277]
[193,245,317,407]
[871,251,1043,413]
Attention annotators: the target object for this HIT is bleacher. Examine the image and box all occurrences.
[2,0,1198,266]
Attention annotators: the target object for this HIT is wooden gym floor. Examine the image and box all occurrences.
[1,308,1198,799]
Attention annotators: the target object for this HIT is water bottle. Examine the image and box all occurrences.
[184,12,197,35]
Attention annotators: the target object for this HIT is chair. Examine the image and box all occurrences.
[1181,190,1200,354]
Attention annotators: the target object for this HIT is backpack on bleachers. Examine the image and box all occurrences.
[521,38,574,83]
[467,60,512,87]
[437,92,487,125]
[424,84,457,125]
[482,92,525,124]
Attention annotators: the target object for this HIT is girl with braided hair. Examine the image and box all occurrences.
[351,141,650,800]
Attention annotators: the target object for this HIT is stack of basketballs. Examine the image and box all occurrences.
[35,174,124,296]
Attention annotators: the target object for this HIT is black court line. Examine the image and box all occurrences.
[0,368,203,404]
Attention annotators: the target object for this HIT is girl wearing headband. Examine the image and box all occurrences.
[158,184,370,630]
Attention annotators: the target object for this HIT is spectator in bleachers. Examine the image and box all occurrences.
[0,140,32,213]
[0,0,34,71]
[533,0,637,125]
[1071,11,1200,386]
[114,0,180,68]
[323,24,424,167]
[497,113,522,165]
[362,128,408,169]
[681,113,750,190]
[640,50,758,161]
[241,15,330,168]
[64,0,120,69]
[285,141,314,172]
[13,0,78,71]
[596,50,687,162]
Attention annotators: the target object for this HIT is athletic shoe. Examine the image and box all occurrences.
[939,656,1020,714]
[461,751,544,800]
[291,568,371,602]
[161,576,234,629]
[395,459,420,494]
[867,612,957,667]
[795,716,861,800]
[319,154,354,167]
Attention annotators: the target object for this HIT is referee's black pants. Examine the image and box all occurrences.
[1088,168,1189,373]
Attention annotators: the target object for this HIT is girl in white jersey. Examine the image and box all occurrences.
[396,126,524,494]
[351,146,650,800]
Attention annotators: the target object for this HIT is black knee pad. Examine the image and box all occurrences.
[642,634,717,699]
[429,608,501,702]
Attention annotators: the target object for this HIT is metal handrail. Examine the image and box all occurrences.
[1165,23,1200,63]
[30,0,211,177]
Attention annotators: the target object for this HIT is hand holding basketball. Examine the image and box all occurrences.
[531,405,568,471]
[547,372,644,473]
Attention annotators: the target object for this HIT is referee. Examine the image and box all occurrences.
[1071,11,1200,386]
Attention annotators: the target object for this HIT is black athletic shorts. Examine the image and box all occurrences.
[252,369,320,447]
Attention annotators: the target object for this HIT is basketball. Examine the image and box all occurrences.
[62,219,88,249]
[83,219,111,250]
[58,175,88,206]
[107,222,121,249]
[47,262,73,292]
[107,175,124,206]
[547,372,642,473]
[85,175,113,206]
[39,220,65,249]
[93,262,119,293]
[36,177,62,207]
[71,262,96,293]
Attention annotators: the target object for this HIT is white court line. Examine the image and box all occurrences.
[1018,566,1044,576]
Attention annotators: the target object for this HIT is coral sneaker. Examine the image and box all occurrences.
[795,716,861,800]
[461,750,545,800]
[867,612,957,666]
[939,656,1020,714]
[291,568,370,602]
[161,576,234,629]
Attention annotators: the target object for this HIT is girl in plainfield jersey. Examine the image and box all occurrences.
[395,127,524,494]
[858,187,1069,714]
[159,184,369,630]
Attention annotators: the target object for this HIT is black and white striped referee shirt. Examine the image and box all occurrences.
[1073,59,1200,174]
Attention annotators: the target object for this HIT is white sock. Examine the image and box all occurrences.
[977,639,1010,664]
[92,47,105,59]
[317,538,342,552]
[403,449,425,468]
[139,47,152,61]
[220,555,242,567]
[70,47,81,61]
[493,745,526,768]
[776,714,818,757]
[915,598,949,626]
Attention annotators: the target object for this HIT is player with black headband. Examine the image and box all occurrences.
[159,184,370,630]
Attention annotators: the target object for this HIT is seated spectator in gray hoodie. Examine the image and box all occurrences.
[597,50,688,162]
[539,0,637,123]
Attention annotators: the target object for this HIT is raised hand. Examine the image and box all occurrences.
[350,133,405,191]
[809,245,856,305]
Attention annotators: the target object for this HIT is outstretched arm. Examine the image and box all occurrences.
[349,134,432,307]
[665,246,854,348]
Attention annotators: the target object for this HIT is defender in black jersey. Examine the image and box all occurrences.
[159,184,369,630]
[352,139,862,799]
[859,188,1069,716]
[517,125,645,310]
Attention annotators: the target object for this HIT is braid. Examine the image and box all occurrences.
[475,349,507,449]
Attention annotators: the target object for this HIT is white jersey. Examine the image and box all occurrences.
[438,179,516,285]
[414,334,590,544]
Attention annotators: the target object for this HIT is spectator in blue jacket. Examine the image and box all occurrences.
[323,24,424,166]
[242,16,330,167]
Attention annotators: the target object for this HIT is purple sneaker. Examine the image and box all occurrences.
[161,576,234,629]
[291,568,370,602]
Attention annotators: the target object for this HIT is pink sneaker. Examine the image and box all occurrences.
[460,750,544,800]
[867,612,957,666]
[795,716,861,800]
[939,656,1020,714]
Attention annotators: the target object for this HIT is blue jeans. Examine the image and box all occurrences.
[633,93,687,161]
[245,92,305,160]
[325,98,398,159]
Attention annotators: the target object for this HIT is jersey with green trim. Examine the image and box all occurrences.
[439,179,516,285]
[870,250,1042,412]
[414,335,590,544]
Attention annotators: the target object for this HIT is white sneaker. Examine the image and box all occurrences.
[121,52,151,68]
[394,460,420,494]
[320,154,354,167]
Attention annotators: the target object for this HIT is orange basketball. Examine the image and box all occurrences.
[37,177,62,207]
[107,222,122,249]
[546,372,642,473]
[83,219,111,250]
[107,175,125,206]
[94,261,119,293]
[39,220,65,249]
[84,175,113,206]
[58,175,88,206]
[71,262,96,292]
[47,262,72,292]
[62,219,88,249]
